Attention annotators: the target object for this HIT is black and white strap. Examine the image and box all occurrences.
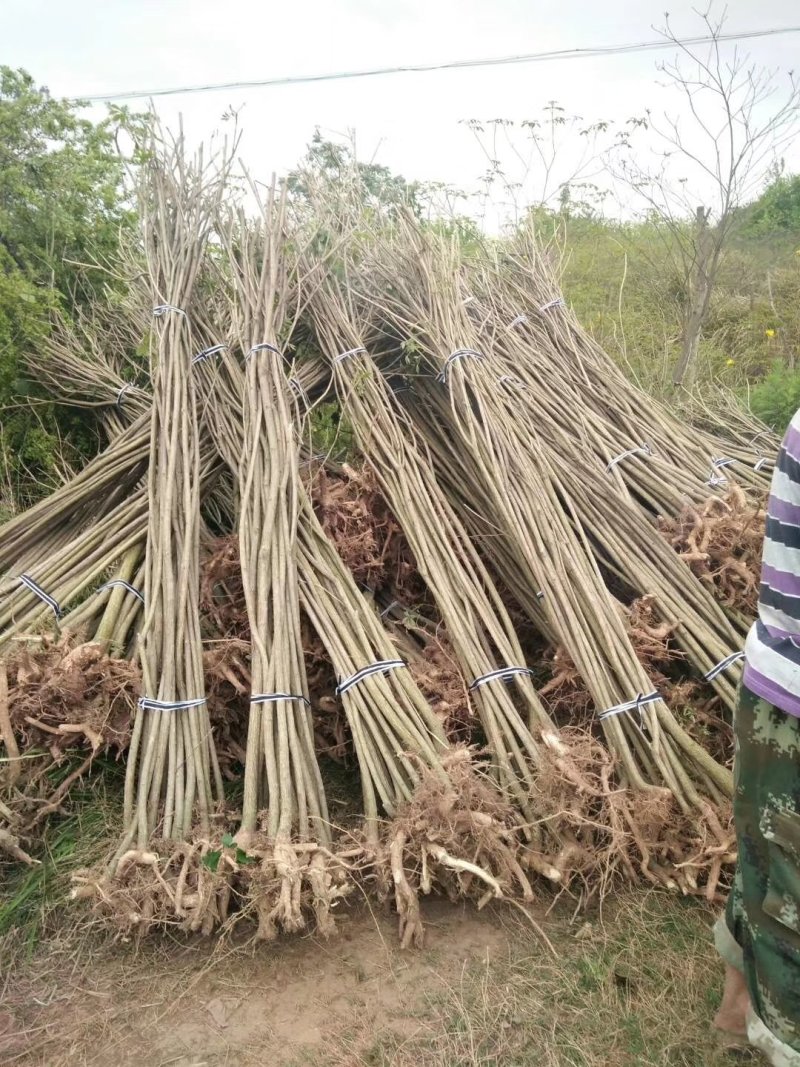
[437,348,485,384]
[246,342,282,361]
[19,574,61,619]
[334,346,367,365]
[138,696,207,711]
[606,445,652,473]
[336,659,406,696]
[704,651,745,682]
[754,457,770,472]
[469,666,533,692]
[497,375,526,389]
[98,579,144,604]
[116,383,132,409]
[192,344,227,366]
[539,297,566,312]
[332,352,369,369]
[598,690,661,722]
[250,693,311,706]
[509,313,528,328]
[707,457,735,487]
[153,304,186,317]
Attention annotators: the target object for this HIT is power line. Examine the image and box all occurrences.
[80,26,800,103]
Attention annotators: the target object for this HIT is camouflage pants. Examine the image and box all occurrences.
[715,684,800,1064]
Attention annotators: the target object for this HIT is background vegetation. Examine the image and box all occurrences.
[0,68,133,514]
[2,56,799,514]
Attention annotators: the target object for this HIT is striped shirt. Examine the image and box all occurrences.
[744,409,800,717]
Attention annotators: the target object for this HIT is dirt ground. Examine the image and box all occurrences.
[1,890,750,1067]
[2,898,510,1066]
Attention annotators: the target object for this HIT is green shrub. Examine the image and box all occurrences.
[0,67,133,507]
[309,401,356,461]
[749,366,800,432]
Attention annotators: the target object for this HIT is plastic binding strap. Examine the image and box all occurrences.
[19,574,61,619]
[334,347,367,364]
[437,348,485,384]
[250,693,311,706]
[336,659,406,696]
[138,696,207,711]
[247,342,282,361]
[192,344,227,366]
[98,579,144,604]
[468,666,533,692]
[606,445,652,473]
[704,651,745,682]
[598,690,660,722]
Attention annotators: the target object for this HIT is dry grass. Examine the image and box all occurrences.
[0,883,754,1067]
[303,893,755,1067]
[0,769,748,1067]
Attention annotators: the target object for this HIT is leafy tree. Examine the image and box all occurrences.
[744,170,800,235]
[286,129,421,220]
[0,68,132,508]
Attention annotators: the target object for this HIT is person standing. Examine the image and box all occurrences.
[714,412,800,1064]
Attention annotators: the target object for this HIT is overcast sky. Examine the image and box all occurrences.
[4,0,800,223]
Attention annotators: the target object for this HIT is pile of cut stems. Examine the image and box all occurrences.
[309,278,569,872]
[364,222,732,851]
[220,186,330,851]
[109,139,225,886]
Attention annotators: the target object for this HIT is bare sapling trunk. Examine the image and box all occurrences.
[673,206,715,388]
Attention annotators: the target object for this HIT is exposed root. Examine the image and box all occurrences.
[72,834,240,937]
[202,638,249,777]
[375,749,543,946]
[658,487,765,618]
[538,646,594,721]
[532,727,734,902]
[0,634,250,838]
[200,534,352,764]
[540,596,687,724]
[0,636,137,841]
[0,827,40,866]
[200,534,248,640]
[312,464,428,604]
[2,636,136,759]
[394,623,473,742]
[235,833,356,941]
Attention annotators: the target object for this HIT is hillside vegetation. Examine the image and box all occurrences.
[1,64,799,507]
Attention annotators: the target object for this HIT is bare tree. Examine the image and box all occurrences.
[463,105,614,228]
[612,6,799,387]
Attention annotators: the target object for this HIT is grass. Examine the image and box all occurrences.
[0,857,754,1066]
[0,770,754,1067]
[0,759,123,960]
[304,893,754,1067]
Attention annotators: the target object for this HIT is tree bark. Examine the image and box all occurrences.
[673,206,714,388]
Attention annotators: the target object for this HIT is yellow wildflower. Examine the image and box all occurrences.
[726,358,735,366]
[765,328,776,338]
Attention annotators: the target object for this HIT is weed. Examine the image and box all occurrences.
[303,892,748,1067]
[0,760,122,958]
